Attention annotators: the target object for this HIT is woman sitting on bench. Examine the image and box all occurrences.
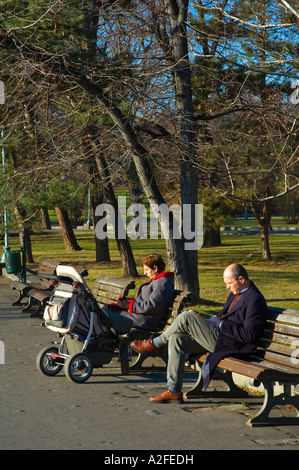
[103,253,174,331]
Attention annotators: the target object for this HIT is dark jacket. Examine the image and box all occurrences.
[118,272,175,331]
[202,281,268,388]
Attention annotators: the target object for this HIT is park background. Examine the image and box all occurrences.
[3,210,299,313]
[0,1,298,310]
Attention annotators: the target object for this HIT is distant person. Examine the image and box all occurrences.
[103,253,174,331]
[132,263,268,403]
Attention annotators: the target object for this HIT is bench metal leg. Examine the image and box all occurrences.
[30,303,44,318]
[21,297,44,318]
[247,380,299,427]
[12,290,28,306]
[21,296,39,313]
[185,362,250,398]
[129,349,168,372]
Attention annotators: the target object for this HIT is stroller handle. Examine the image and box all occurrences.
[37,273,75,284]
[37,267,88,282]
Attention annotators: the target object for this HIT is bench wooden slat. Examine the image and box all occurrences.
[28,289,52,303]
[93,275,135,290]
[197,353,266,378]
[260,341,298,358]
[273,323,299,337]
[255,359,299,376]
[93,283,127,292]
[196,353,299,380]
[267,311,299,325]
[93,294,120,304]
[92,274,135,305]
[259,350,299,369]
[93,287,131,299]
[263,327,299,344]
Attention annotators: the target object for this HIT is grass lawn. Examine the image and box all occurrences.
[226,216,298,229]
[3,229,298,313]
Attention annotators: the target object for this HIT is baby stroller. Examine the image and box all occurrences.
[36,265,133,383]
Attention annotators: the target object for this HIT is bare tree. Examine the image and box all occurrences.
[0,0,298,297]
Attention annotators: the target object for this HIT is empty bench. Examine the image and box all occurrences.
[28,265,88,317]
[185,306,299,427]
[11,259,61,315]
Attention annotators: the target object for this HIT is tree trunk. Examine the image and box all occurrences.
[251,197,272,261]
[166,0,200,301]
[55,206,82,251]
[13,206,34,263]
[85,129,138,277]
[91,190,111,263]
[40,207,52,230]
[95,155,138,277]
[19,228,34,264]
[203,226,221,247]
[260,223,272,260]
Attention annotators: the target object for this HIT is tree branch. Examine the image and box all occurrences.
[279,0,299,20]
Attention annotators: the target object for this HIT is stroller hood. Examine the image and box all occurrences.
[56,265,89,289]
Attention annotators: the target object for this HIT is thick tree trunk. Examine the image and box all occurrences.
[203,226,222,247]
[166,0,200,301]
[19,228,34,264]
[55,206,82,251]
[86,133,138,277]
[260,223,272,260]
[40,207,52,230]
[91,190,111,263]
[251,197,272,261]
[13,206,34,263]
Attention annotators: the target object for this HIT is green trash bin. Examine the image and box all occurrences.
[5,250,22,275]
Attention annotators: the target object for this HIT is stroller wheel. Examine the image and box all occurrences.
[36,347,63,376]
[65,353,93,383]
[119,343,130,375]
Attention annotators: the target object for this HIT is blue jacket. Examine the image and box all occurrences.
[215,280,268,352]
[202,281,268,388]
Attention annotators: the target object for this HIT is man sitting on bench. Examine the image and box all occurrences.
[132,263,268,403]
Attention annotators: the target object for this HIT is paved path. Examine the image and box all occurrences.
[1,275,299,453]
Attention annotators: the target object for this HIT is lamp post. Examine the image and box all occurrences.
[1,128,10,262]
[86,184,92,227]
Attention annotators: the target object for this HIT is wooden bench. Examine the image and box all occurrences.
[91,274,136,374]
[123,289,191,372]
[11,259,61,314]
[92,274,136,306]
[185,306,299,427]
[27,265,88,317]
[91,275,190,374]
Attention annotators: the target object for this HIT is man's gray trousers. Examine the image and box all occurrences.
[159,311,219,393]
